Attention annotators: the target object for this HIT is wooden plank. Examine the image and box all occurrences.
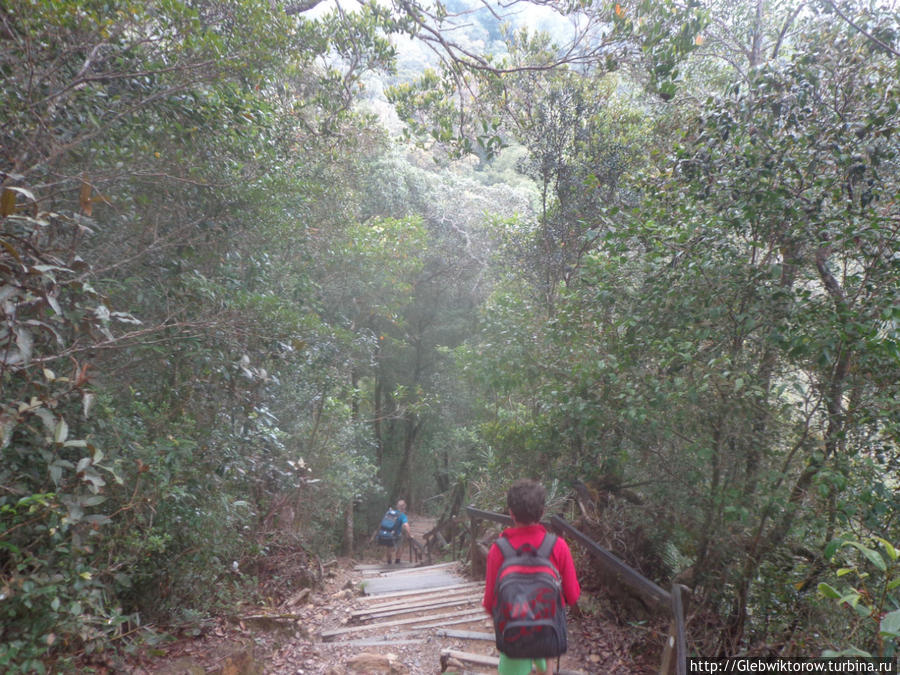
[364,582,480,603]
[356,587,484,612]
[358,581,481,602]
[328,637,425,647]
[440,649,500,668]
[360,561,460,576]
[409,611,487,630]
[362,571,471,596]
[376,561,459,577]
[434,629,494,641]
[361,567,400,576]
[361,588,481,613]
[358,596,479,620]
[356,593,480,616]
[465,506,514,527]
[320,608,485,640]
[354,591,481,615]
[360,565,430,577]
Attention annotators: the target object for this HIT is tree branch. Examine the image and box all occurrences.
[822,0,900,58]
[284,0,328,15]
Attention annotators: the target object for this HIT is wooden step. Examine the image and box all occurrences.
[355,590,480,612]
[372,561,460,577]
[410,611,488,630]
[358,581,481,602]
[440,649,500,668]
[329,637,426,647]
[320,608,485,640]
[354,596,480,621]
[361,584,481,607]
[359,560,458,574]
[435,629,494,642]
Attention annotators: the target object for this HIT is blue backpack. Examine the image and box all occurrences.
[376,508,402,545]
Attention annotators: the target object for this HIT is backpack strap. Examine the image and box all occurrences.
[536,532,558,559]
[495,532,557,559]
[495,535,517,560]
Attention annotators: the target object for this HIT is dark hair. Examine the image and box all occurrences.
[507,479,546,525]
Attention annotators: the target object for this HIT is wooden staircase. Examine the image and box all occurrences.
[319,561,502,673]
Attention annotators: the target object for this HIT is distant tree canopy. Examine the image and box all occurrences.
[2,0,899,671]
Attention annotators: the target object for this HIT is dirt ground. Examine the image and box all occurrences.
[115,515,665,674]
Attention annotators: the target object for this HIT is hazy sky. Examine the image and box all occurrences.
[306,0,579,127]
[305,0,576,66]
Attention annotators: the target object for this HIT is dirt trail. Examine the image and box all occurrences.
[124,513,659,674]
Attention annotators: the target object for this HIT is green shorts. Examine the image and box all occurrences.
[498,653,548,675]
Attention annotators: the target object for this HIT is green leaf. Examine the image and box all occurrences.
[839,590,862,608]
[83,514,112,526]
[844,541,888,571]
[83,392,95,419]
[54,418,69,444]
[822,648,873,658]
[6,186,36,202]
[880,609,900,637]
[874,537,898,562]
[0,540,21,554]
[15,327,33,363]
[824,538,844,560]
[818,582,841,599]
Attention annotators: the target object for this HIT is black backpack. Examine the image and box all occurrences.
[376,508,402,545]
[491,532,568,659]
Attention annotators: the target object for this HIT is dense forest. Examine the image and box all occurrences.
[1,0,899,671]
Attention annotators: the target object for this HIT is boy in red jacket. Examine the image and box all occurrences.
[482,479,581,675]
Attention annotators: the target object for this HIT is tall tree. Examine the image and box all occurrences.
[1,0,395,667]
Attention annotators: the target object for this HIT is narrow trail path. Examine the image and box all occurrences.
[297,514,603,674]
[128,514,658,674]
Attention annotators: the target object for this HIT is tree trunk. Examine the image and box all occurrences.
[393,412,420,503]
[373,377,384,473]
[342,500,354,557]
[727,247,852,649]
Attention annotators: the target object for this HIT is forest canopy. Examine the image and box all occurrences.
[1,0,898,671]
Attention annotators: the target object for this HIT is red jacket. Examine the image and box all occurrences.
[482,523,581,613]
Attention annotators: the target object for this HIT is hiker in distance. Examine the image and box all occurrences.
[375,499,412,565]
[482,479,581,675]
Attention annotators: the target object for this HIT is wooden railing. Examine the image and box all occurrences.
[466,506,689,675]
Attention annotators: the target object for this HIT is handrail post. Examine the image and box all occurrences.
[659,619,677,675]
[658,583,689,674]
[468,510,477,570]
[671,583,689,675]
